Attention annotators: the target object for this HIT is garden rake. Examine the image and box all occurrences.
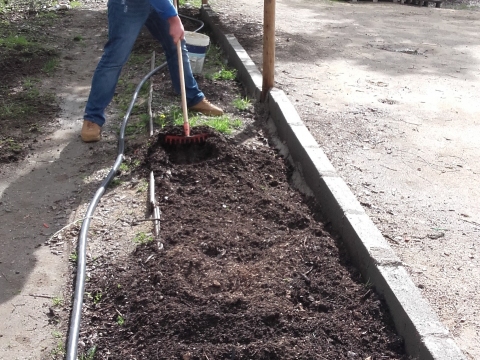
[164,0,209,145]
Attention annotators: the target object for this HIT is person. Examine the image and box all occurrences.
[81,0,223,143]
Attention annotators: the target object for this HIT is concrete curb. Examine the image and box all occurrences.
[200,5,466,360]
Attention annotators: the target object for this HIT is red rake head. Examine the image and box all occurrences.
[164,133,209,145]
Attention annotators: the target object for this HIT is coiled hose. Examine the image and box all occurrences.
[66,14,204,360]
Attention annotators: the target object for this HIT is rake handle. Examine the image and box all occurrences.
[174,0,190,137]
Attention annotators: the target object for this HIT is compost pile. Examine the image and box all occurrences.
[80,129,406,360]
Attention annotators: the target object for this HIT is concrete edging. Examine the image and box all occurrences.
[200,4,466,360]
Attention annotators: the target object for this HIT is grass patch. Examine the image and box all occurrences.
[172,113,242,135]
[119,159,141,173]
[203,115,242,135]
[116,315,125,326]
[133,232,154,245]
[79,346,97,360]
[109,178,123,188]
[86,291,102,305]
[179,0,202,7]
[43,58,59,74]
[232,97,251,111]
[0,35,30,48]
[70,1,82,8]
[69,251,78,263]
[206,67,237,81]
[125,113,150,135]
[52,296,64,307]
[50,341,65,358]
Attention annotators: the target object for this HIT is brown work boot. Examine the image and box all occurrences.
[189,98,224,116]
[81,120,101,143]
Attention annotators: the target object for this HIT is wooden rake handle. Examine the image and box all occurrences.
[174,0,190,137]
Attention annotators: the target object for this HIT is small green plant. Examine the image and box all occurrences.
[109,178,123,188]
[52,296,63,307]
[50,341,65,357]
[79,345,97,360]
[179,0,202,7]
[0,35,30,47]
[52,330,62,339]
[86,291,102,304]
[116,315,125,326]
[119,163,129,172]
[232,97,251,111]
[43,58,58,74]
[136,179,148,193]
[364,278,373,289]
[69,251,78,263]
[70,1,82,8]
[207,67,237,81]
[125,113,150,135]
[93,292,102,304]
[133,232,154,245]
[204,115,242,135]
[206,44,224,67]
[154,113,167,127]
[73,35,83,42]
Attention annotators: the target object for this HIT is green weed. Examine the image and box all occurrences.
[206,44,225,67]
[136,179,149,193]
[43,58,58,74]
[179,0,202,7]
[125,114,150,135]
[52,296,63,307]
[109,178,123,188]
[70,1,82,8]
[116,315,125,326]
[50,341,65,357]
[79,345,97,360]
[0,138,22,153]
[232,97,251,111]
[133,232,154,245]
[207,68,237,81]
[0,35,30,47]
[86,291,102,305]
[203,115,242,135]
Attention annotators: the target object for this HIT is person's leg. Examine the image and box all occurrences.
[84,0,151,127]
[145,9,204,108]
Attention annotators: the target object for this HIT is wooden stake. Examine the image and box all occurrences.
[261,0,276,102]
[202,0,208,4]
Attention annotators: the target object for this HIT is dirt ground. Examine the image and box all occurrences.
[208,0,480,358]
[74,127,406,359]
[0,0,479,359]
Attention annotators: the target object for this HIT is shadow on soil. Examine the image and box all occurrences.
[0,131,119,305]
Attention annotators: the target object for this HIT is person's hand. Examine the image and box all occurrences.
[168,16,184,45]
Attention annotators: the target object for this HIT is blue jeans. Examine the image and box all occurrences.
[84,0,204,126]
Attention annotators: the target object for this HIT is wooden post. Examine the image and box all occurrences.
[202,0,208,4]
[261,0,275,102]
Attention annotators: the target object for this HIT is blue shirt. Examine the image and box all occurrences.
[150,0,178,20]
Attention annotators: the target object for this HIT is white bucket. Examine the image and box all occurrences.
[185,31,210,75]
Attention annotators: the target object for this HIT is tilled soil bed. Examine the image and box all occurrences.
[79,126,407,359]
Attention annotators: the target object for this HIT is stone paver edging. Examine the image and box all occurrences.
[200,4,466,360]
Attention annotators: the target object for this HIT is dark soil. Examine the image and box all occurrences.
[78,123,407,359]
